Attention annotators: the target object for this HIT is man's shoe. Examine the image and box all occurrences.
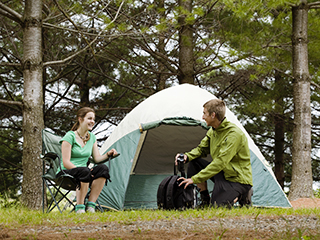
[197,198,211,209]
[239,187,253,207]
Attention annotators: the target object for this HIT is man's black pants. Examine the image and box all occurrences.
[187,158,251,207]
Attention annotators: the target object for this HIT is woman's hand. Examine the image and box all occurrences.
[92,143,118,163]
[106,148,118,158]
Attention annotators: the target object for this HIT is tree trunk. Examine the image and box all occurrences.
[80,70,90,105]
[274,71,285,189]
[21,0,44,209]
[178,0,194,84]
[288,2,313,201]
[156,0,166,91]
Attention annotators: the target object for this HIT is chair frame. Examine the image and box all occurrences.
[42,152,78,213]
[42,151,106,213]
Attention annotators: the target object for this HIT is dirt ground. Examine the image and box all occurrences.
[290,197,320,209]
[1,198,319,240]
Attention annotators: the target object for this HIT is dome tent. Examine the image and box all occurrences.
[98,84,291,210]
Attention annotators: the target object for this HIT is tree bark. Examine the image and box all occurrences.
[178,0,194,84]
[288,1,313,201]
[21,0,44,209]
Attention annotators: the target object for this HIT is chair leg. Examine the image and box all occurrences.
[96,199,104,212]
[45,181,63,213]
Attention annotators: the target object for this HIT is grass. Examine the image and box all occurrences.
[1,191,320,240]
[0,205,319,239]
[0,205,319,228]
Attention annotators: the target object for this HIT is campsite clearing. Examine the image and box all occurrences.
[0,199,319,240]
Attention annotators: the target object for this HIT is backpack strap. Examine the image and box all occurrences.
[166,175,180,209]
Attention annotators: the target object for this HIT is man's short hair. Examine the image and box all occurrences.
[203,99,226,121]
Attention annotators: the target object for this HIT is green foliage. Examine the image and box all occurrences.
[0,128,22,198]
[0,192,20,209]
[314,188,320,198]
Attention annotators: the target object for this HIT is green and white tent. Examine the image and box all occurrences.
[98,84,292,210]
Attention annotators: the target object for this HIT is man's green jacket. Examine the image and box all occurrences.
[185,119,253,186]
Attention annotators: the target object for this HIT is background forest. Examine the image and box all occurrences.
[1,0,320,209]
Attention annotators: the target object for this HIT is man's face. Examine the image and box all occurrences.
[202,107,214,127]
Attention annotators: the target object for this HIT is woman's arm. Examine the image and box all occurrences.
[92,141,118,163]
[61,141,76,169]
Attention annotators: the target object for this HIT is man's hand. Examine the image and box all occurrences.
[175,153,187,166]
[178,177,194,189]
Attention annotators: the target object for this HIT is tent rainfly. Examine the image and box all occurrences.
[98,84,292,210]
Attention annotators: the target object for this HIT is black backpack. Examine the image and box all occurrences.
[157,159,197,210]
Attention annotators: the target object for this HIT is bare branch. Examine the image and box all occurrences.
[77,62,150,97]
[45,67,83,114]
[45,0,125,67]
[196,53,252,75]
[45,88,80,104]
[43,46,91,66]
[97,107,132,111]
[0,62,21,67]
[310,5,320,9]
[0,99,23,106]
[311,81,320,91]
[0,156,22,170]
[0,2,23,24]
[309,1,320,7]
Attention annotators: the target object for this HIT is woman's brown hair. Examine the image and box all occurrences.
[71,107,95,131]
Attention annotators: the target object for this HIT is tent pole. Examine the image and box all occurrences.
[130,130,147,174]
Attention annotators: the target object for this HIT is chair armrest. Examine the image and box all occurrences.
[42,152,59,161]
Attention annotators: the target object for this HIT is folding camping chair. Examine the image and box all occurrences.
[42,129,105,213]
